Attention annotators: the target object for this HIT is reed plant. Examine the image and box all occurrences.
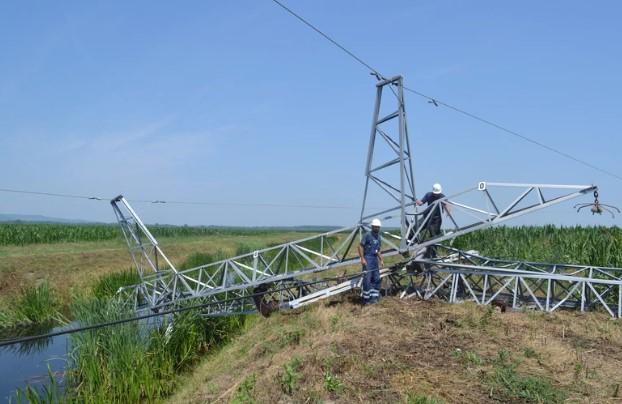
[0,282,63,328]
[452,225,622,267]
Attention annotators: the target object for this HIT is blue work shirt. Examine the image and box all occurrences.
[420,192,446,222]
[360,231,381,258]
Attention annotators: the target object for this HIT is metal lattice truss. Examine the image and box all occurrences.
[112,180,598,315]
[395,246,622,317]
[111,75,622,319]
[360,76,416,251]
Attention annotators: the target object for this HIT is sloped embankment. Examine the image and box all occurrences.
[170,297,622,403]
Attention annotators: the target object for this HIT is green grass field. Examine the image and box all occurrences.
[3,224,622,402]
[0,222,303,246]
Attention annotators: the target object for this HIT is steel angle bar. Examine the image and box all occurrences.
[519,278,544,310]
[369,176,404,204]
[370,157,403,173]
[458,274,481,304]
[483,182,593,190]
[422,262,622,286]
[377,129,401,155]
[586,282,615,317]
[407,255,622,317]
[423,273,453,300]
[594,267,622,280]
[295,243,338,263]
[483,276,515,304]
[497,187,534,218]
[550,282,582,312]
[446,201,496,218]
[290,244,323,270]
[427,247,622,277]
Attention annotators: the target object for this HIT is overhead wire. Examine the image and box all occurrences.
[0,187,353,210]
[269,0,622,183]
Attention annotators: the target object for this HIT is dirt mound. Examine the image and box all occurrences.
[169,297,622,403]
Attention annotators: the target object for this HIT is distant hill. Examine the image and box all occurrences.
[0,214,95,224]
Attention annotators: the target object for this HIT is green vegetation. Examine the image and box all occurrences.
[91,269,140,299]
[323,370,344,393]
[14,366,62,404]
[62,248,252,402]
[488,350,566,403]
[0,282,62,327]
[453,225,622,267]
[67,296,246,402]
[4,225,622,402]
[451,349,484,367]
[279,357,302,395]
[404,393,445,404]
[0,223,295,246]
[232,373,257,404]
[450,346,565,403]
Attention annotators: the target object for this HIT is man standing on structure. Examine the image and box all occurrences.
[416,183,451,257]
[358,218,384,304]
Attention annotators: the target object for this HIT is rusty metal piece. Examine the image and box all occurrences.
[252,283,280,317]
[574,190,620,218]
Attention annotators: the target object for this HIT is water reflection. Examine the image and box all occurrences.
[0,314,172,400]
[0,322,68,402]
[0,321,58,355]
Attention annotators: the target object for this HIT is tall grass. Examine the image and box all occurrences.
[67,296,245,402]
[452,225,622,267]
[64,251,248,402]
[91,269,141,299]
[13,366,62,404]
[0,282,62,327]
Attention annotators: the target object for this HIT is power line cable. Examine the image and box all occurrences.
[270,0,383,79]
[268,0,622,183]
[0,188,104,201]
[402,88,622,182]
[0,188,353,210]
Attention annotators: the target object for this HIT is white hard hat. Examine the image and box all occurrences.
[371,218,382,227]
[432,183,442,194]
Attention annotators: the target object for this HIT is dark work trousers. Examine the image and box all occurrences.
[425,218,442,258]
[361,256,381,303]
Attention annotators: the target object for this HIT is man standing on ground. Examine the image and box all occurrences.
[358,218,384,305]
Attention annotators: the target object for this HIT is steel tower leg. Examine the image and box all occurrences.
[360,76,416,253]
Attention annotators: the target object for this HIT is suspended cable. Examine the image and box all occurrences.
[402,88,622,182]
[270,0,384,79]
[0,188,353,210]
[268,0,622,183]
[0,188,104,201]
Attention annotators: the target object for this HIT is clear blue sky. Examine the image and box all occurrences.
[1,1,620,226]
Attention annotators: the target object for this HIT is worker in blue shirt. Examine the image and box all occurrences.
[416,183,451,238]
[416,183,451,257]
[358,218,384,304]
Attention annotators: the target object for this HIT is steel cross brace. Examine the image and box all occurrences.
[390,246,622,318]
[112,180,597,315]
[110,76,610,320]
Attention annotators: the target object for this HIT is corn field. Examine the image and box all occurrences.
[0,223,279,246]
[0,223,620,268]
[452,225,622,268]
